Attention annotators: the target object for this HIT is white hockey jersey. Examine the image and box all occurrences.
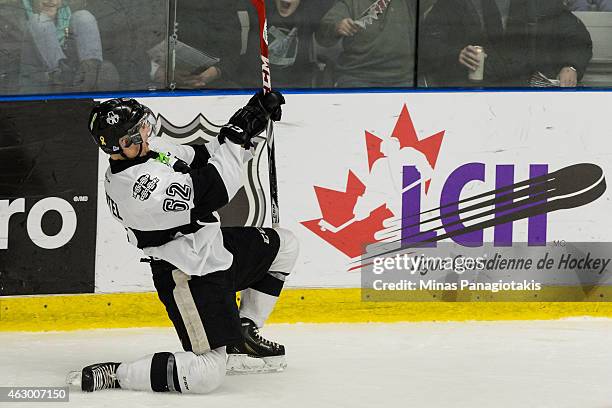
[104,136,250,276]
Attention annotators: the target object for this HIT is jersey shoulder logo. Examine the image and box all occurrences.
[133,174,159,201]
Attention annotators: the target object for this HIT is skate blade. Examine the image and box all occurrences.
[226,354,286,375]
[66,370,82,388]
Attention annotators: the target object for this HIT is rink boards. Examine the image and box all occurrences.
[1,90,612,329]
[4,289,612,331]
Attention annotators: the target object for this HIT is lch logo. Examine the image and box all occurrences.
[301,105,606,259]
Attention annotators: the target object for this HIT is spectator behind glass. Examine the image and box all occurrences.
[567,0,612,10]
[315,0,417,88]
[0,1,24,94]
[174,0,242,88]
[19,0,118,93]
[420,0,593,87]
[245,0,333,88]
[85,0,166,91]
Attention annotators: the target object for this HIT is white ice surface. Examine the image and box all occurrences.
[1,320,611,408]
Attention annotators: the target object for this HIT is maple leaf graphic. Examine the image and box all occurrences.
[391,105,444,169]
[366,131,385,172]
[301,170,393,258]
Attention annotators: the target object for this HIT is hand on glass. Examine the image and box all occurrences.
[459,45,482,71]
[180,66,221,88]
[558,67,578,87]
[335,18,363,37]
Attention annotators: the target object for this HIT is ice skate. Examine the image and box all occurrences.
[226,317,286,375]
[67,362,121,392]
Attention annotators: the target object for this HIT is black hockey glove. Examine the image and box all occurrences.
[218,90,285,148]
[247,90,285,121]
[218,105,267,148]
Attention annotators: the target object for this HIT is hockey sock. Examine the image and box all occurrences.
[240,227,298,328]
[239,276,284,328]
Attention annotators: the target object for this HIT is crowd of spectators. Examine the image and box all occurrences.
[0,0,608,95]
[0,0,165,94]
[1,0,116,94]
[240,0,334,88]
[316,0,417,87]
[419,0,593,87]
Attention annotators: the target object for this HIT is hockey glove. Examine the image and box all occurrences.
[247,90,285,121]
[218,105,268,148]
[218,90,285,148]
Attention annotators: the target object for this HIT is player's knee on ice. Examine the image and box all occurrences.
[270,228,299,276]
[174,349,226,394]
[116,348,227,394]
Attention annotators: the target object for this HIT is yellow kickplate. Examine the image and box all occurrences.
[2,288,612,331]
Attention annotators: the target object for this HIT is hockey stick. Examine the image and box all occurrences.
[250,0,280,228]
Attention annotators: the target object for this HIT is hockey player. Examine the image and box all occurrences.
[77,91,298,394]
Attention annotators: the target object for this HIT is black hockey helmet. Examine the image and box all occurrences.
[88,98,155,154]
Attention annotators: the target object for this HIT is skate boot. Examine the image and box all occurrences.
[76,362,121,392]
[227,318,286,375]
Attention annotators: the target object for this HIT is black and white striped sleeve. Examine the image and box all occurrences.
[189,141,244,213]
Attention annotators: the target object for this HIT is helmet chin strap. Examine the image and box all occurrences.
[119,142,143,160]
[118,118,151,159]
